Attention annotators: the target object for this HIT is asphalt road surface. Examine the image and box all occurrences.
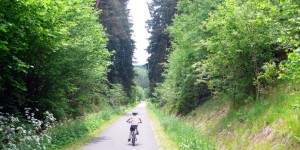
[81,102,158,150]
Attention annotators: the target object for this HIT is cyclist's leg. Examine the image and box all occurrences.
[128,131,131,141]
[128,126,133,141]
[136,126,139,135]
[129,125,137,141]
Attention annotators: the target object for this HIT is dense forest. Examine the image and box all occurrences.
[147,0,300,149]
[148,0,300,113]
[0,0,137,118]
[0,0,139,148]
[1,0,300,149]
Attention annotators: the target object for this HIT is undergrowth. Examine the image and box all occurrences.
[183,84,300,149]
[0,101,134,150]
[148,103,216,150]
[0,109,55,150]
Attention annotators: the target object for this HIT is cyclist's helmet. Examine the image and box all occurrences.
[132,110,138,115]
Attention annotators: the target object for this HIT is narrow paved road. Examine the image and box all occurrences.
[81,102,158,150]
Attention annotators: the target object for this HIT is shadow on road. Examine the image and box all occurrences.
[87,136,110,145]
[127,143,141,147]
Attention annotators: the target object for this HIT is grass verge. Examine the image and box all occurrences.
[183,85,300,149]
[147,103,178,150]
[148,103,216,150]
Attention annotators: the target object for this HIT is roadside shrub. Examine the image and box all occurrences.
[0,108,56,150]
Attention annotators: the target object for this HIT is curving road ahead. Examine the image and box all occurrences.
[81,102,158,150]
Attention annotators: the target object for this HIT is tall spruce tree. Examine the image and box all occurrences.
[146,0,177,95]
[95,0,135,99]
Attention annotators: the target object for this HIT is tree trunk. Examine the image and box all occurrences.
[253,45,260,101]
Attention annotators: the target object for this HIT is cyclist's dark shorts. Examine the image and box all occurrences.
[130,125,138,131]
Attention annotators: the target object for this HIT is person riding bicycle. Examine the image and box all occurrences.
[126,110,142,142]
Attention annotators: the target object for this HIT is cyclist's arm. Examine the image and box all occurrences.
[126,117,132,122]
[138,118,142,123]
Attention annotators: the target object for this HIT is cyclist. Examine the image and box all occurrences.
[126,110,142,142]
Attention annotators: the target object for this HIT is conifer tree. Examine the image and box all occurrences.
[146,0,177,95]
[96,0,135,99]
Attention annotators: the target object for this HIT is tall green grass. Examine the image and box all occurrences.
[183,85,300,149]
[46,106,128,149]
[148,103,216,150]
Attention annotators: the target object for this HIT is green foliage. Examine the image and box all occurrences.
[133,86,146,101]
[133,65,149,99]
[280,48,300,83]
[152,0,300,113]
[133,65,149,89]
[0,0,111,119]
[154,0,221,114]
[276,1,300,47]
[107,84,129,107]
[148,103,215,150]
[258,62,278,85]
[0,0,39,97]
[204,0,281,101]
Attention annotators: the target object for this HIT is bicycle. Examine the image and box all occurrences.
[127,121,142,146]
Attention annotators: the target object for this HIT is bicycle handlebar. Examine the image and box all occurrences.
[127,121,142,124]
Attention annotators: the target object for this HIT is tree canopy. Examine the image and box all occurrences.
[0,0,136,119]
[151,0,300,114]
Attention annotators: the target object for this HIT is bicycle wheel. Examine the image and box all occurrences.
[132,132,136,146]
